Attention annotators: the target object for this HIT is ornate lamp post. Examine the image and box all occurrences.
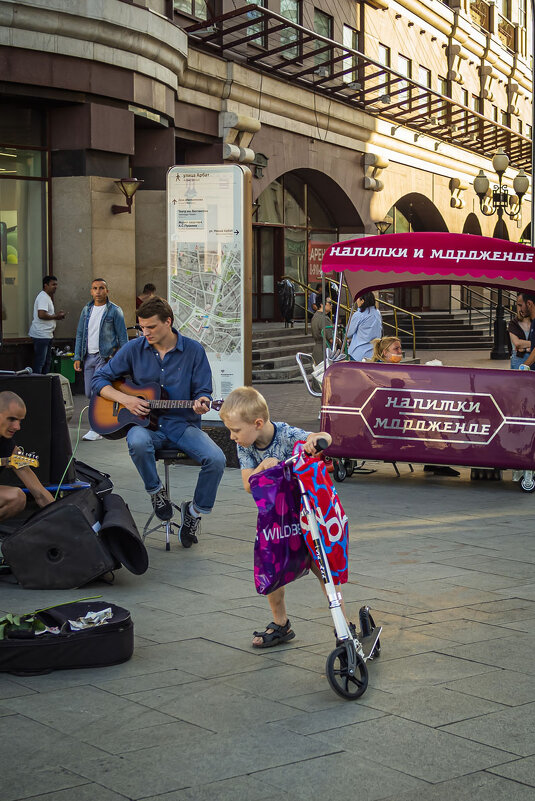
[473,149,530,359]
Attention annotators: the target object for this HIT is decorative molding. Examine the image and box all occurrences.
[507,82,520,116]
[479,63,498,101]
[219,111,261,163]
[446,44,467,84]
[449,177,468,209]
[362,152,389,191]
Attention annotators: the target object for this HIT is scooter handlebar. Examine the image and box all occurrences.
[315,437,329,452]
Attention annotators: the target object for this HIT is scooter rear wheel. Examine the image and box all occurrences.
[325,645,368,700]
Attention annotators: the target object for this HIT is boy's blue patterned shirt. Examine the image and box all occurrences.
[237,421,310,469]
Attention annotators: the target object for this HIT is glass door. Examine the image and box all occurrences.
[252,226,284,321]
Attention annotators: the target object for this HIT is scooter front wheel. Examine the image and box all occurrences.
[325,645,368,700]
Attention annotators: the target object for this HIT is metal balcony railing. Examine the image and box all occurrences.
[186,5,531,171]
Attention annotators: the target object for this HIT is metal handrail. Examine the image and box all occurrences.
[282,274,420,358]
[448,284,516,335]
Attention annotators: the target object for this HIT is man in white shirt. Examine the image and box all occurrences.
[73,278,128,441]
[28,275,65,374]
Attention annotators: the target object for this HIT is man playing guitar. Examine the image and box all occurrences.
[0,391,54,521]
[92,296,225,547]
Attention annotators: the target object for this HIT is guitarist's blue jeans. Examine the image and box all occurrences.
[126,425,226,513]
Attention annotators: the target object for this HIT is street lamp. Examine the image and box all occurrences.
[473,149,530,359]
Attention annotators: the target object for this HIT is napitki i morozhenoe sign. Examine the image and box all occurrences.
[359,388,505,446]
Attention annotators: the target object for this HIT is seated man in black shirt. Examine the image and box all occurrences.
[0,391,54,521]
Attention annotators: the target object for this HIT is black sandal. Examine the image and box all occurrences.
[252,619,295,648]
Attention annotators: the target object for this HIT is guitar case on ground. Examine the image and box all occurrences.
[2,488,148,589]
[0,601,134,675]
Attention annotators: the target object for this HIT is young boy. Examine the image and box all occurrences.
[220,386,347,648]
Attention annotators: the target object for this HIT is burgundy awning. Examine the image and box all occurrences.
[321,232,535,297]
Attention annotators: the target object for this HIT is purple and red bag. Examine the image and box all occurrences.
[293,448,349,585]
[249,462,311,595]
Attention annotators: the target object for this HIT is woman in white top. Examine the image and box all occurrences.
[346,292,382,361]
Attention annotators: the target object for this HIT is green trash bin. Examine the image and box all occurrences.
[53,354,75,383]
[61,354,76,383]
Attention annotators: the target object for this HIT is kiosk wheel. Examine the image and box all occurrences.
[520,473,535,493]
[333,460,347,482]
[325,646,368,700]
[343,459,355,477]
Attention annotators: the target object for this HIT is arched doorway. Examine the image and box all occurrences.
[493,219,509,240]
[463,213,482,235]
[520,223,531,244]
[385,193,448,310]
[252,170,362,320]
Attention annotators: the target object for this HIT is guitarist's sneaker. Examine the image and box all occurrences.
[178,501,200,548]
[83,430,102,441]
[150,488,173,521]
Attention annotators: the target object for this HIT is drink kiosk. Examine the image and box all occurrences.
[312,232,535,492]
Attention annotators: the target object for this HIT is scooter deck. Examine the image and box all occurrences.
[360,626,382,660]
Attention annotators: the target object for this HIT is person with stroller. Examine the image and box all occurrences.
[220,385,353,648]
[346,291,382,362]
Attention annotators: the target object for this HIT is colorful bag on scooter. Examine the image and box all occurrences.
[293,448,349,584]
[249,463,311,595]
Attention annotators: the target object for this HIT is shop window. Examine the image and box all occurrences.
[0,178,48,338]
[398,54,412,109]
[0,107,48,341]
[378,44,391,96]
[246,0,267,46]
[342,25,359,84]
[519,0,527,28]
[173,0,209,19]
[256,178,283,224]
[314,8,333,74]
[280,0,301,59]
[418,66,431,115]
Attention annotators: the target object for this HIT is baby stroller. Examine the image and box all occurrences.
[250,440,381,700]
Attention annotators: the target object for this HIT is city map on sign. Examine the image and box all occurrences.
[168,167,244,359]
[169,241,242,357]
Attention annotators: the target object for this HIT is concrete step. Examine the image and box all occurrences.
[252,335,313,353]
[252,366,303,382]
[253,353,309,370]
[252,325,308,340]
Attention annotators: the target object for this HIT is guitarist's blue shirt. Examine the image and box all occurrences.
[91,329,213,437]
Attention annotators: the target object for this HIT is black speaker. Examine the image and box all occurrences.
[0,374,74,485]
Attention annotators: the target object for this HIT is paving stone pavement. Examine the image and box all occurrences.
[1,356,534,801]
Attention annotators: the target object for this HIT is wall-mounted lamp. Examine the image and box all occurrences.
[111,178,144,214]
[375,216,393,235]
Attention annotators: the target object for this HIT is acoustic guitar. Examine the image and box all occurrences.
[88,379,224,439]
[0,450,39,470]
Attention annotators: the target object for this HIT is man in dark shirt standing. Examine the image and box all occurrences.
[0,391,54,521]
[517,292,535,370]
[92,297,225,548]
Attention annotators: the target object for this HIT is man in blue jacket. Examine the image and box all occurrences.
[74,278,128,440]
[92,296,225,548]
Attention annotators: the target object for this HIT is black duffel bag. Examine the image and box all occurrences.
[2,488,148,589]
